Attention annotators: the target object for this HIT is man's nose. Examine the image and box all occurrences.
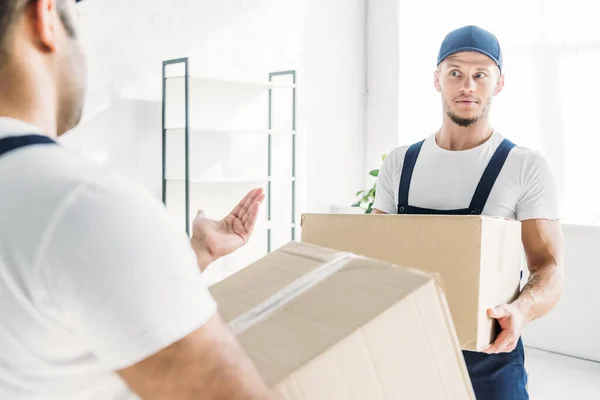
[460,76,476,93]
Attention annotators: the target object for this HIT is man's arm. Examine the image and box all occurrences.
[484,218,564,354]
[512,218,564,322]
[118,314,278,400]
[45,181,275,399]
[116,186,275,398]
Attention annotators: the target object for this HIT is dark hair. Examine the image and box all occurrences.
[0,0,74,67]
[0,1,26,52]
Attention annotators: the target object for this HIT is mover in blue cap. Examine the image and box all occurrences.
[0,1,276,399]
[373,25,564,400]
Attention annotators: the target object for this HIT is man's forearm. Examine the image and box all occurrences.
[512,262,564,324]
[119,314,279,400]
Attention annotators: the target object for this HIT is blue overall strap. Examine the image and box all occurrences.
[397,140,425,211]
[0,134,57,158]
[468,138,517,214]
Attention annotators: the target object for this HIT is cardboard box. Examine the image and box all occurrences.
[210,241,475,399]
[300,214,523,352]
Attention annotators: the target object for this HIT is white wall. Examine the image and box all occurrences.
[365,0,399,172]
[302,0,367,213]
[63,0,367,282]
[522,223,600,362]
[65,0,305,196]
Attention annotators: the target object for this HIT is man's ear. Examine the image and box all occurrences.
[494,74,505,96]
[434,69,442,93]
[30,0,60,52]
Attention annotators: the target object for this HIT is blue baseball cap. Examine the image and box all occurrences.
[437,25,503,72]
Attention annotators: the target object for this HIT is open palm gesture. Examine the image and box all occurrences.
[191,188,265,269]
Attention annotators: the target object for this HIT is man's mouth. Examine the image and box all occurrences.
[456,99,478,104]
[455,99,479,107]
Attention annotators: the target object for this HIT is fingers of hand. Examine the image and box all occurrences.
[228,188,264,236]
[246,191,264,220]
[482,329,518,354]
[488,304,511,319]
[239,189,264,221]
[231,218,246,238]
[243,201,261,229]
[230,188,257,217]
[248,188,264,208]
[498,336,518,353]
[483,329,507,354]
[255,189,265,203]
[238,188,259,216]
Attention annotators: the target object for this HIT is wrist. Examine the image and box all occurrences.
[195,251,213,271]
[191,237,215,271]
[511,292,538,324]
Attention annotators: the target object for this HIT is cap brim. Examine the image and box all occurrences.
[438,47,501,70]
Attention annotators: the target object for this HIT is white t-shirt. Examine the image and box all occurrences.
[0,118,217,399]
[374,130,560,221]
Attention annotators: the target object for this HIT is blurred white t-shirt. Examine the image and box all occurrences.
[0,118,217,399]
[374,130,560,221]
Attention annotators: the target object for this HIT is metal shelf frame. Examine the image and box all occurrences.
[162,57,191,235]
[268,70,296,252]
[161,57,297,253]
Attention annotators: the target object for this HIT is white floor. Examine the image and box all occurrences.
[525,347,600,399]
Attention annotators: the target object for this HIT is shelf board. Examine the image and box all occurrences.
[167,76,295,90]
[256,221,297,230]
[121,75,294,102]
[166,177,296,184]
[165,128,295,136]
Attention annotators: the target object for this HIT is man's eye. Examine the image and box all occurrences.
[475,73,486,79]
[450,70,461,77]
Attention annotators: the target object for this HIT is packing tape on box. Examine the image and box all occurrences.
[229,249,357,336]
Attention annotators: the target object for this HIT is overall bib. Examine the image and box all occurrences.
[397,138,529,400]
[0,134,56,158]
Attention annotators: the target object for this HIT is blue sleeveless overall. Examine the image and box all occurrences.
[397,138,529,399]
[0,134,56,158]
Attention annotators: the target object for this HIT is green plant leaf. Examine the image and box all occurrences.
[351,156,387,207]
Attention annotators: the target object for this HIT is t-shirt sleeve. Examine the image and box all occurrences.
[41,179,218,371]
[516,150,560,221]
[373,148,402,214]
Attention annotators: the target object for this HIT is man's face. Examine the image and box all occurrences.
[434,51,503,127]
[55,0,87,136]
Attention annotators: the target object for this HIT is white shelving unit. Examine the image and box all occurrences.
[122,74,295,117]
[168,75,295,91]
[160,57,297,257]
[165,177,296,183]
[165,128,295,136]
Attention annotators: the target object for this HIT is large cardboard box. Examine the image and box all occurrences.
[209,241,475,399]
[300,214,523,352]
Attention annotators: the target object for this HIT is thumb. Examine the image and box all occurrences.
[195,209,207,219]
[488,305,510,319]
